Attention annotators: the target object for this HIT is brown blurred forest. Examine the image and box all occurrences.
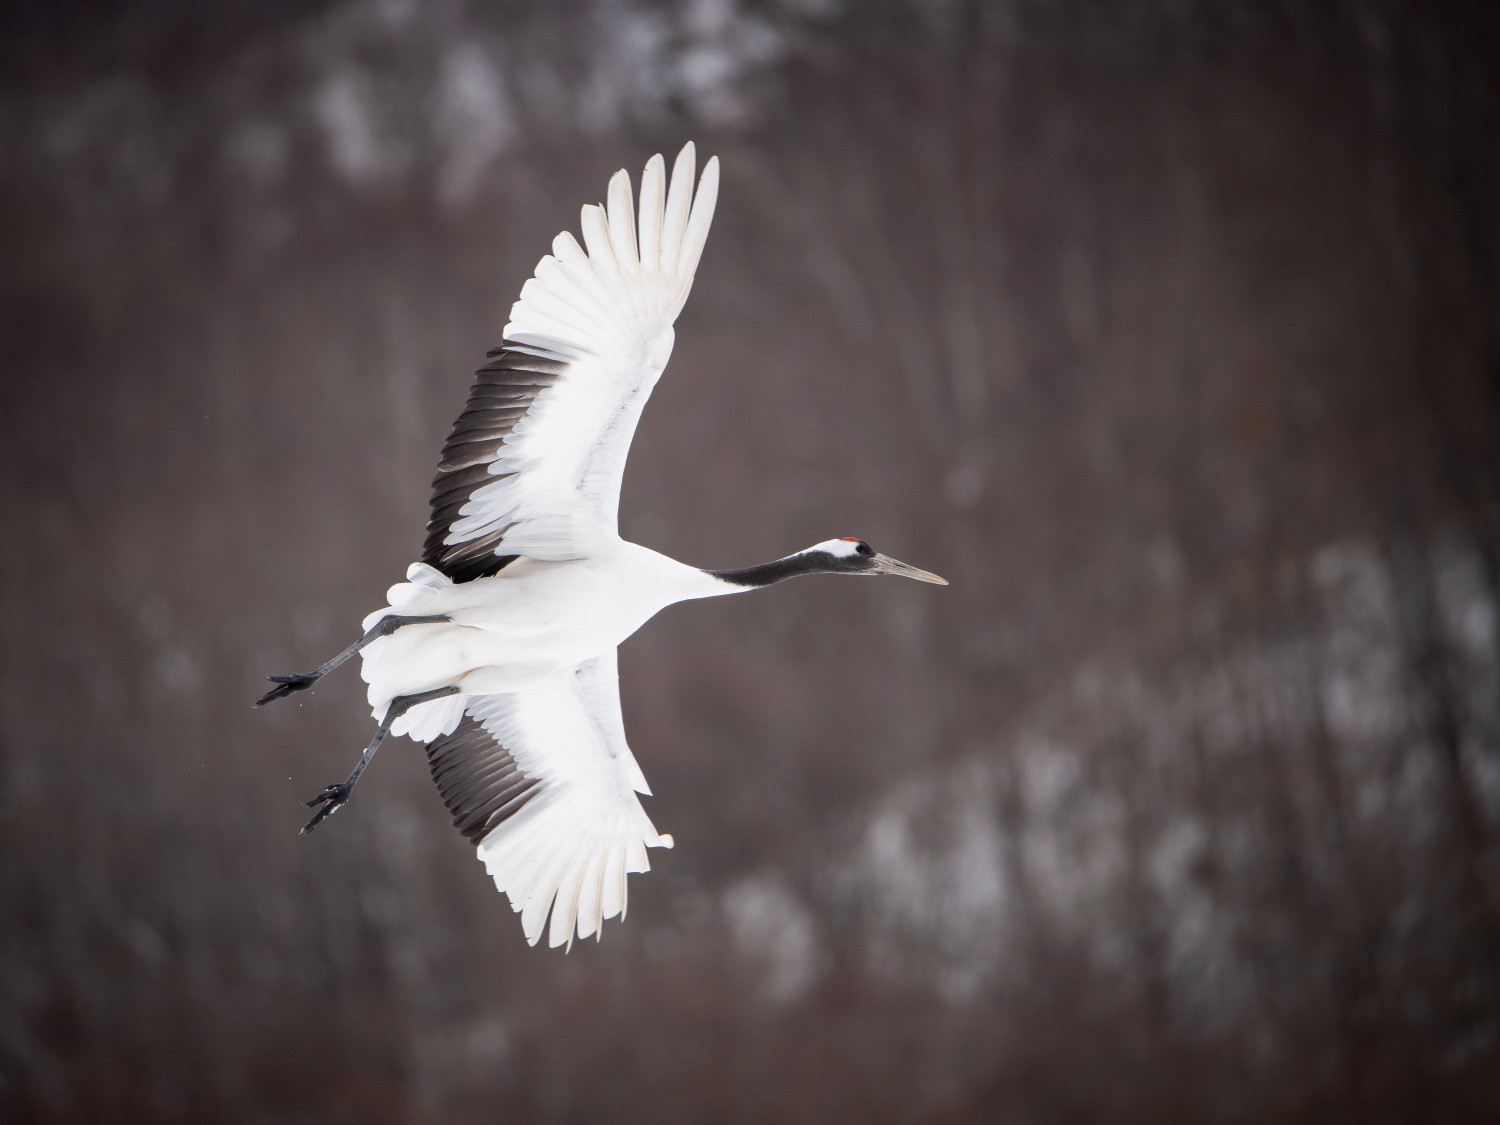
[2,1,1499,1122]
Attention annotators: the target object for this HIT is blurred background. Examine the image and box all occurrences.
[2,1,1499,1121]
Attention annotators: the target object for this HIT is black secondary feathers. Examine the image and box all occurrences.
[421,342,570,583]
[425,713,541,844]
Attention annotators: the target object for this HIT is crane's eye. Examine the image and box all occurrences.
[855,542,874,556]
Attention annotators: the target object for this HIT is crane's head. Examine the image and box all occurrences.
[807,537,948,583]
[709,537,948,588]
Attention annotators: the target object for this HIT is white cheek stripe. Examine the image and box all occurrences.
[818,538,864,559]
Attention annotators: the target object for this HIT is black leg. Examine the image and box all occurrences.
[300,685,462,834]
[254,615,450,707]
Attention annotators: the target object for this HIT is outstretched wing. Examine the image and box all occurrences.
[423,650,672,948]
[423,143,720,581]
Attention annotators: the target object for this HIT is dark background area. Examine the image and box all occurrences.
[2,1,1499,1121]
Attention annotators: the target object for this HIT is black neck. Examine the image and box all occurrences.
[709,553,833,588]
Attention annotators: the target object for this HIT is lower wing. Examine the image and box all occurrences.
[423,652,672,949]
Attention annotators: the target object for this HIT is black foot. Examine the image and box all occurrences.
[255,672,320,708]
[300,783,351,834]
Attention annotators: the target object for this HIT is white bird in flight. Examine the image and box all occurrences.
[257,143,947,949]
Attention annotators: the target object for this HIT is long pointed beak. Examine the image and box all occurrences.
[872,553,949,585]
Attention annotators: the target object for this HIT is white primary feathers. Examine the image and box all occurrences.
[446,145,719,562]
[466,651,664,949]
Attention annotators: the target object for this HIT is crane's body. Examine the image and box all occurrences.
[360,546,733,741]
[256,143,945,949]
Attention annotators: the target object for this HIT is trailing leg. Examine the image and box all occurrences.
[300,685,462,834]
[254,614,450,707]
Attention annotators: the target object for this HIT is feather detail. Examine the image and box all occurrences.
[637,153,666,273]
[606,168,640,279]
[660,142,694,272]
[423,143,719,577]
[423,652,673,949]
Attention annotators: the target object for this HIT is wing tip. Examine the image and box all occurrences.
[480,827,676,950]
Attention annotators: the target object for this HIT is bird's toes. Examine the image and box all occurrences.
[302,783,348,809]
[299,784,350,834]
[253,673,319,708]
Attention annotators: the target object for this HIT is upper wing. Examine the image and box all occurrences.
[423,650,672,948]
[423,143,720,580]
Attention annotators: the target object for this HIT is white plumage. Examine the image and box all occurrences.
[356,547,725,949]
[258,143,947,950]
[448,145,716,562]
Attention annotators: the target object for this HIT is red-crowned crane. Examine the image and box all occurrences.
[256,144,947,949]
